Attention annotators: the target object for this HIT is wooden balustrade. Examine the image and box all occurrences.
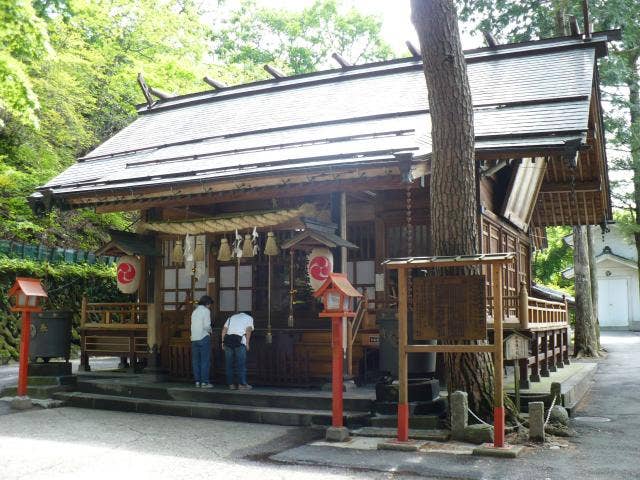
[81,295,149,327]
[80,296,149,372]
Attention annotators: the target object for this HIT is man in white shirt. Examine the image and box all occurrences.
[221,311,254,390]
[191,295,213,388]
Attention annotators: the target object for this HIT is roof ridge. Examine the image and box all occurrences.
[136,31,615,115]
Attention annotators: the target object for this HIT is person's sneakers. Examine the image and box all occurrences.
[200,383,213,389]
[238,384,252,390]
[194,382,201,388]
[229,384,238,390]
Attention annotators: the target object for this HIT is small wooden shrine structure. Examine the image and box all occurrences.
[32,31,616,386]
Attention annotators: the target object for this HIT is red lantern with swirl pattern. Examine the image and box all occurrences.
[116,255,142,294]
[307,247,333,291]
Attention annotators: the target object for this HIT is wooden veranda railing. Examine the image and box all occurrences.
[80,296,149,327]
[486,284,571,388]
[486,283,569,330]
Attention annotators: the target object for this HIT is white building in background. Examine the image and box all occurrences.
[564,225,640,331]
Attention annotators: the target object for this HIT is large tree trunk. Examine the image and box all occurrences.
[586,226,601,350]
[411,0,494,418]
[627,54,640,318]
[573,226,599,357]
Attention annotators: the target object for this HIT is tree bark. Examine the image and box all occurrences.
[573,226,599,357]
[626,54,640,317]
[586,226,600,349]
[411,0,494,419]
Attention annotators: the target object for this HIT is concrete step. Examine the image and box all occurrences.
[369,414,442,429]
[0,375,76,399]
[76,379,373,413]
[53,391,370,428]
[351,426,451,441]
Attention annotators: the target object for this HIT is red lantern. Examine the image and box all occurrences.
[313,273,362,318]
[7,278,48,397]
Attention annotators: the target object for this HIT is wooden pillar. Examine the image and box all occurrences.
[518,357,530,389]
[563,327,571,365]
[530,333,541,382]
[492,263,505,448]
[340,192,349,377]
[397,268,409,442]
[549,329,557,372]
[518,282,529,329]
[541,331,550,377]
[557,328,565,368]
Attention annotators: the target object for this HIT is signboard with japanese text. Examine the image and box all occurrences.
[413,275,486,340]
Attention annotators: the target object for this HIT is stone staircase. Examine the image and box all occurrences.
[53,377,373,427]
[1,375,76,399]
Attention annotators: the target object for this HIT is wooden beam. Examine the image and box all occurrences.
[93,175,404,213]
[405,344,495,353]
[540,180,600,193]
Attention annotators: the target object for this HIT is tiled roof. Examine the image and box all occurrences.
[37,33,614,198]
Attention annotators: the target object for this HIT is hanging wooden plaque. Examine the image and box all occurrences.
[413,275,487,340]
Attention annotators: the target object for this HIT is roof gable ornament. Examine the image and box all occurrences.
[264,64,286,79]
[136,73,175,109]
[203,76,228,90]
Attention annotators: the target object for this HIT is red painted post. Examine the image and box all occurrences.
[397,403,409,442]
[332,316,343,427]
[494,406,505,448]
[17,311,31,397]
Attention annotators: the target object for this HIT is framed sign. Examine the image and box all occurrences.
[413,275,487,340]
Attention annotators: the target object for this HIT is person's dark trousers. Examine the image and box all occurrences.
[224,345,247,385]
[191,335,211,384]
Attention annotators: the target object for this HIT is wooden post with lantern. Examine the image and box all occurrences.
[7,278,48,399]
[314,273,362,442]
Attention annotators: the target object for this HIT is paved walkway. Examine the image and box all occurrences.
[0,333,638,479]
[273,332,640,479]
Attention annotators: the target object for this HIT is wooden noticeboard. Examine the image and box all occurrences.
[413,275,487,340]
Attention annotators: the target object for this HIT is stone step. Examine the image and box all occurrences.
[0,375,76,399]
[76,379,373,413]
[351,426,451,442]
[369,414,442,429]
[53,391,370,428]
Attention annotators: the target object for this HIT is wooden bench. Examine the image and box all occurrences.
[79,297,149,371]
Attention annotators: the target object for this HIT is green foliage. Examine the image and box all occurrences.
[213,0,393,76]
[532,227,574,294]
[0,0,391,252]
[0,256,128,359]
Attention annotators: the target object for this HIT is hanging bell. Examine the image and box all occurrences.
[194,238,205,262]
[171,239,183,265]
[242,233,254,258]
[264,231,279,256]
[217,238,231,262]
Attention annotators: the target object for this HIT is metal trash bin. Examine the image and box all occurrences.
[29,311,72,362]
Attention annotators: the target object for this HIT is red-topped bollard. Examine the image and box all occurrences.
[7,278,48,402]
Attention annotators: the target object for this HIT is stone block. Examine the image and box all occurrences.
[450,391,468,441]
[325,426,350,442]
[529,401,545,442]
[10,396,33,410]
[472,443,525,458]
[464,424,494,444]
[549,405,569,426]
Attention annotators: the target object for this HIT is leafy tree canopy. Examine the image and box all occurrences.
[0,0,391,250]
[213,0,392,76]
